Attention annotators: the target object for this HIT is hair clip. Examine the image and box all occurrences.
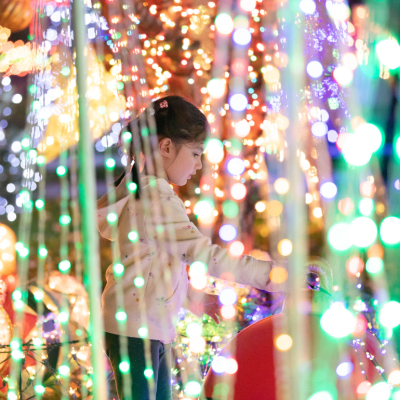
[160,100,168,108]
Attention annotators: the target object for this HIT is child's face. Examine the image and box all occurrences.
[163,141,204,186]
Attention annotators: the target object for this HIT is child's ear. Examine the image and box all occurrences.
[159,137,173,157]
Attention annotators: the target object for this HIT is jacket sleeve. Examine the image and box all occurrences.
[144,193,288,292]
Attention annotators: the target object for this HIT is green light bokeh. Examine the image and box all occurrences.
[222,200,239,218]
[380,216,400,245]
[358,198,374,216]
[366,258,384,274]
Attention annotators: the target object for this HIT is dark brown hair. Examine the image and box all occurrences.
[115,95,210,196]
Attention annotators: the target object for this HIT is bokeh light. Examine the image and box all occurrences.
[278,239,293,256]
[240,0,256,11]
[189,261,207,278]
[376,38,400,70]
[231,183,247,200]
[319,182,337,199]
[222,200,239,218]
[308,391,334,400]
[328,222,351,251]
[274,178,290,194]
[270,267,288,284]
[234,119,251,137]
[186,322,202,338]
[212,356,227,374]
[255,201,266,212]
[232,28,252,46]
[396,137,400,159]
[263,65,280,83]
[357,381,372,395]
[360,181,376,198]
[326,0,350,21]
[389,370,400,386]
[307,61,323,78]
[184,381,202,397]
[267,200,283,216]
[379,301,400,328]
[366,382,391,400]
[333,66,353,87]
[227,158,245,175]
[299,0,316,15]
[338,198,354,215]
[336,361,354,378]
[189,337,206,353]
[215,14,234,35]
[311,122,328,137]
[349,217,377,248]
[229,241,244,257]
[229,93,248,112]
[343,52,358,70]
[226,358,239,374]
[219,224,237,242]
[358,198,374,216]
[346,256,364,276]
[191,275,208,290]
[366,258,384,274]
[275,334,293,351]
[207,78,225,99]
[221,305,236,319]
[320,302,355,338]
[354,123,383,153]
[194,199,214,219]
[206,138,224,164]
[219,288,237,306]
[380,217,400,245]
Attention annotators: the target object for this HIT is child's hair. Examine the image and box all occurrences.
[115,95,210,197]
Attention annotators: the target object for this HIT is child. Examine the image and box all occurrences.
[97,95,288,400]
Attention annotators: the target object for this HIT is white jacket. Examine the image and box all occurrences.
[97,175,286,343]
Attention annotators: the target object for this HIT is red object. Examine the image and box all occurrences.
[202,313,392,400]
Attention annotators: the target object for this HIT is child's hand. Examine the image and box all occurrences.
[202,293,221,325]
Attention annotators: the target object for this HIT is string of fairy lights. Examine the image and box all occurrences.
[1,0,400,399]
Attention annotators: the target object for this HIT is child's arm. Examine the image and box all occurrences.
[144,193,288,292]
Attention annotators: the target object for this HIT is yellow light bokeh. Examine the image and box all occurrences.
[269,266,288,284]
[267,200,283,216]
[274,178,290,195]
[313,207,323,218]
[255,201,266,212]
[277,239,293,256]
[275,334,293,351]
[263,64,280,83]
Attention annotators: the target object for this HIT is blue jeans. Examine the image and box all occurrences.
[105,332,172,400]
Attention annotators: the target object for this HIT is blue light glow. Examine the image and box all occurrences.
[232,28,252,46]
[336,361,354,378]
[219,224,238,242]
[320,182,338,199]
[307,61,324,78]
[219,288,238,306]
[211,356,227,374]
[229,94,248,112]
[327,130,338,143]
[311,122,328,137]
[227,158,245,175]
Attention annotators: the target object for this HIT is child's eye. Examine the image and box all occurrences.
[194,153,200,157]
